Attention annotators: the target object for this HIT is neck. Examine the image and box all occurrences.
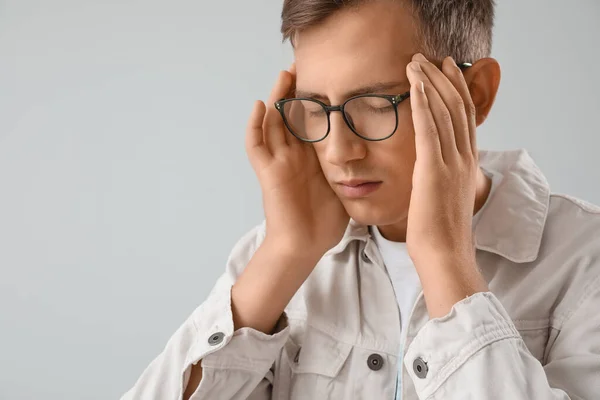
[378,168,492,242]
[473,167,493,216]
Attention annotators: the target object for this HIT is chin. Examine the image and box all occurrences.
[342,198,408,227]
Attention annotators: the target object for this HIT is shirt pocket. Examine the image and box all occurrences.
[276,325,353,400]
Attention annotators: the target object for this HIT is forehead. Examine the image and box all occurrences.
[293,1,419,96]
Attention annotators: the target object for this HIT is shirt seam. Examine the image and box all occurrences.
[201,361,274,373]
[550,193,600,215]
[288,319,400,358]
[556,272,600,328]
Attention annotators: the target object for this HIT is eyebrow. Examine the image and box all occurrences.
[294,81,407,102]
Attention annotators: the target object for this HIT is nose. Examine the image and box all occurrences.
[322,111,367,166]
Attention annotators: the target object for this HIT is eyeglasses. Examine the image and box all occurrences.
[274,62,472,143]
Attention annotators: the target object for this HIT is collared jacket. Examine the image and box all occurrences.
[123,149,600,400]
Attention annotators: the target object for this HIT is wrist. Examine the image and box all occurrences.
[414,254,488,318]
[411,244,475,269]
[231,238,322,333]
[262,235,326,267]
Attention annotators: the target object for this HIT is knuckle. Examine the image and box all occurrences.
[425,124,438,137]
[466,101,476,118]
[461,154,476,170]
[440,108,453,125]
[454,96,465,112]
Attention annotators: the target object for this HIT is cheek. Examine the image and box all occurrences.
[374,128,416,195]
[311,141,324,156]
[384,116,417,170]
[368,139,415,192]
[382,154,414,188]
[311,142,328,169]
[397,104,416,137]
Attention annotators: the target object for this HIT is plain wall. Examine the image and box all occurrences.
[0,1,598,399]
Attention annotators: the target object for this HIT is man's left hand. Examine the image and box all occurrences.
[405,53,489,318]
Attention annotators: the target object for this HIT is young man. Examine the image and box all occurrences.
[123,1,600,399]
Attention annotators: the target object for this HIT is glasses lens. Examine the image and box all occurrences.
[343,96,397,139]
[282,99,328,141]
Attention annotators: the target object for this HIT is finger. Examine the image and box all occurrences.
[431,56,474,158]
[287,62,297,96]
[284,63,304,147]
[263,70,294,151]
[412,54,464,161]
[245,100,272,169]
[441,57,478,160]
[410,79,442,165]
[407,57,457,164]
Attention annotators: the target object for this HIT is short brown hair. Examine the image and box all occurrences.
[281,0,496,63]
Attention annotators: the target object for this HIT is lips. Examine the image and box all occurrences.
[338,179,377,187]
[336,180,383,198]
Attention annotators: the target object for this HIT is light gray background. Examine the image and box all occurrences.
[0,1,598,399]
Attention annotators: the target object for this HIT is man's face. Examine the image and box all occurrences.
[294,1,420,227]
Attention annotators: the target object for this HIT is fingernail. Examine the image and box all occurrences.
[419,81,425,94]
[447,56,460,69]
[413,53,428,62]
[410,61,422,72]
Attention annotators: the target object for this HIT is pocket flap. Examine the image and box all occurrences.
[286,326,352,378]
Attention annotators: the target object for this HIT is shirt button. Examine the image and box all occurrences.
[413,357,428,379]
[208,332,225,346]
[367,353,384,371]
[361,249,371,263]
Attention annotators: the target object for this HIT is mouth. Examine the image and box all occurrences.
[336,180,383,198]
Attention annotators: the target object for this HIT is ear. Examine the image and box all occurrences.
[463,58,501,127]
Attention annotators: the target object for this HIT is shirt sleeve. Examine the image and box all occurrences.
[121,223,291,400]
[403,287,600,400]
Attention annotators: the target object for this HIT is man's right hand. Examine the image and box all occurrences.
[183,68,350,399]
[246,65,350,260]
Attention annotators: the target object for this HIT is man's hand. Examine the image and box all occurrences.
[228,66,351,337]
[246,64,350,259]
[405,53,489,318]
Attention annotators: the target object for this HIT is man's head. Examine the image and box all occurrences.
[280,0,501,235]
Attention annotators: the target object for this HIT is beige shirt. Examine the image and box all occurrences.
[122,149,600,400]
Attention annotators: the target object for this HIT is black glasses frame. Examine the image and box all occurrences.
[274,62,472,143]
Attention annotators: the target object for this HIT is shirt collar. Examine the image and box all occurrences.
[473,149,550,263]
[325,149,551,264]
